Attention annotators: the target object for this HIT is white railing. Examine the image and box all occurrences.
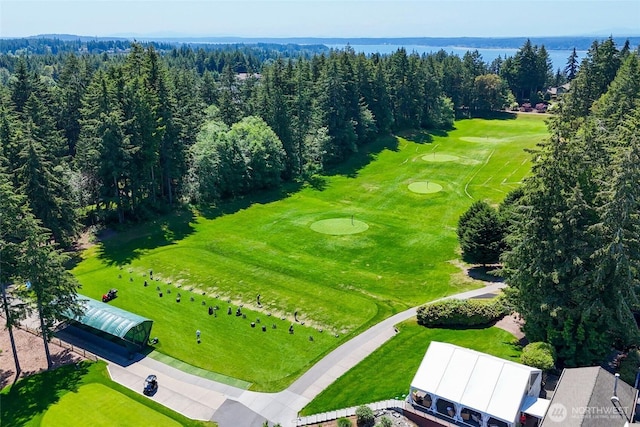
[295,399,405,426]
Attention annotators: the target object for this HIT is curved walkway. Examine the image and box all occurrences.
[107,282,507,426]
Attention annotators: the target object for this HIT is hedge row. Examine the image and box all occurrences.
[416,297,511,328]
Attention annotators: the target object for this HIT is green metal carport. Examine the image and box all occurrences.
[66,295,153,350]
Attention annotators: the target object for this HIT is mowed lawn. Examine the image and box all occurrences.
[301,320,522,415]
[0,361,213,427]
[72,115,547,391]
[42,384,181,427]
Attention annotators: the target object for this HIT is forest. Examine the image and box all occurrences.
[1,35,639,367]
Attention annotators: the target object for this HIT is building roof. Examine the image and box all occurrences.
[67,295,153,341]
[411,341,542,423]
[541,367,637,427]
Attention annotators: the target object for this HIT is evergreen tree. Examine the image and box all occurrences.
[218,64,241,126]
[17,133,78,248]
[56,53,90,156]
[565,48,579,81]
[457,200,504,266]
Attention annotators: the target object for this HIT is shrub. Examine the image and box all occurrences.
[355,405,375,427]
[337,418,352,427]
[416,297,510,328]
[521,342,556,371]
[377,416,393,427]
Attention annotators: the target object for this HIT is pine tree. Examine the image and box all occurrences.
[565,48,579,81]
[17,133,78,248]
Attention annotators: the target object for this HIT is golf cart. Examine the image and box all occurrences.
[102,288,118,302]
[143,374,158,395]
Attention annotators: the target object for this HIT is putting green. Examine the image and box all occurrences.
[310,218,369,235]
[422,153,460,162]
[408,181,443,194]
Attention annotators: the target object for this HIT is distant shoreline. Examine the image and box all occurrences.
[10,34,640,51]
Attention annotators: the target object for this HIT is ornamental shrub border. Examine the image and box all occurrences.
[416,296,511,328]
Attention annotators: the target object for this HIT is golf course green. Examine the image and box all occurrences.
[407,181,443,194]
[71,115,548,391]
[310,218,370,235]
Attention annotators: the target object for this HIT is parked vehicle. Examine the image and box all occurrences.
[143,374,158,395]
[102,288,118,302]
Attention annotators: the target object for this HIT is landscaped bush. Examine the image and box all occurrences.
[416,297,510,328]
[377,416,393,427]
[520,342,556,371]
[355,405,375,427]
[337,417,353,427]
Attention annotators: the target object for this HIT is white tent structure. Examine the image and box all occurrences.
[409,342,548,427]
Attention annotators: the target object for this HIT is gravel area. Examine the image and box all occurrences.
[0,322,85,389]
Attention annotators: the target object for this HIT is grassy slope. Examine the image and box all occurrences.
[0,361,214,427]
[300,320,522,415]
[72,115,547,391]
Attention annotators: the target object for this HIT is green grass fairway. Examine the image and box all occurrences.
[42,383,181,427]
[300,320,521,415]
[310,218,369,235]
[421,153,460,162]
[72,115,547,391]
[407,181,443,194]
[0,361,213,427]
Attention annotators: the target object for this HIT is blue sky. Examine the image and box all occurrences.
[1,0,638,38]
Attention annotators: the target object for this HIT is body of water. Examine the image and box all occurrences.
[326,44,586,71]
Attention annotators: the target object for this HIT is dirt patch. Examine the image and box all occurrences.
[0,322,85,389]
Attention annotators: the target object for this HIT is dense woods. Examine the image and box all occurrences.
[1,36,639,371]
[503,42,640,366]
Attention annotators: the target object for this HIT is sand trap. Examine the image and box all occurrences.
[310,218,369,235]
[408,181,443,194]
[422,153,460,162]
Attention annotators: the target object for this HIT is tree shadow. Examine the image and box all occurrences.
[467,266,504,283]
[95,208,197,266]
[197,180,304,220]
[0,368,13,390]
[306,175,328,191]
[325,134,399,178]
[458,110,518,121]
[0,362,89,426]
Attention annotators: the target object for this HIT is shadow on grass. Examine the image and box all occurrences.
[395,128,452,143]
[325,134,400,178]
[197,180,304,220]
[467,266,504,283]
[95,208,197,266]
[458,110,518,121]
[0,362,89,426]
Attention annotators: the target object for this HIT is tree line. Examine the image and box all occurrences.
[458,38,640,367]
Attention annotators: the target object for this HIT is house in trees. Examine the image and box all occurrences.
[540,367,639,427]
[545,83,571,100]
[409,342,548,427]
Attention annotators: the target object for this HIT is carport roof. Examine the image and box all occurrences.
[67,295,152,339]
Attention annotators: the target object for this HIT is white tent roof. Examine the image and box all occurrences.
[520,395,550,418]
[411,341,541,423]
